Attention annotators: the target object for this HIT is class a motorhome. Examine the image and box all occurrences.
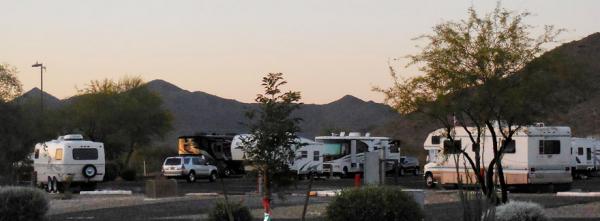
[32,134,105,192]
[571,137,600,176]
[319,132,401,177]
[423,123,573,189]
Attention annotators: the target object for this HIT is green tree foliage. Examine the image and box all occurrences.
[376,4,568,204]
[65,76,172,167]
[241,73,302,211]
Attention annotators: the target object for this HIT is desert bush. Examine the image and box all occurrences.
[495,201,548,221]
[208,200,252,221]
[0,186,48,221]
[326,186,424,221]
[104,161,120,182]
[120,168,137,181]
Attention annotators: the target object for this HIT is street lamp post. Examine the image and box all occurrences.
[32,62,46,113]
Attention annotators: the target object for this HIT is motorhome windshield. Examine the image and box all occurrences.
[322,140,368,160]
[72,148,98,160]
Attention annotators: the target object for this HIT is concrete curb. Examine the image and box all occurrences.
[80,190,132,195]
[557,192,600,197]
[185,192,219,196]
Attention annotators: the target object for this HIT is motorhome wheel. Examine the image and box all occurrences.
[82,165,97,178]
[342,167,349,178]
[187,171,196,183]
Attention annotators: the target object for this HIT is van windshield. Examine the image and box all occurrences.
[73,148,98,160]
[165,158,182,165]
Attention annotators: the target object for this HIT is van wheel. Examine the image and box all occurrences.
[187,171,196,183]
[425,173,435,188]
[209,171,217,182]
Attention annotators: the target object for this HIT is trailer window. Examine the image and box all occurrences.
[431,136,441,145]
[34,149,39,159]
[539,140,560,155]
[443,140,462,154]
[72,148,98,160]
[165,158,181,165]
[501,139,516,154]
[301,151,308,158]
[313,151,319,161]
[55,149,63,160]
[578,147,584,155]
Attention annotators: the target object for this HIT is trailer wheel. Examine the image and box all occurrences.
[425,173,435,188]
[82,165,97,178]
[46,176,52,193]
[51,177,59,193]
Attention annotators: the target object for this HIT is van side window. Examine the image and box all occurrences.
[192,158,201,165]
[313,151,319,161]
[539,140,560,155]
[184,158,191,164]
[34,149,39,159]
[55,149,63,160]
[431,136,441,145]
[501,139,516,154]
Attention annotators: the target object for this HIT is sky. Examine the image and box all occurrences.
[1,0,599,104]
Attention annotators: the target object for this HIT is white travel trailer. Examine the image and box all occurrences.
[290,138,326,177]
[423,124,573,190]
[32,134,105,192]
[319,132,400,177]
[571,137,600,176]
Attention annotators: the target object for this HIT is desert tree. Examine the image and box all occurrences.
[376,4,564,204]
[241,73,302,218]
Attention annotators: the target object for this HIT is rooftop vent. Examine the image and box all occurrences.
[61,134,84,141]
[348,132,361,137]
[534,122,545,127]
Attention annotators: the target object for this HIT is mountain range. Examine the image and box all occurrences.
[17,32,600,157]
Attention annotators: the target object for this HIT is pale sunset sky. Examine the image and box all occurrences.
[2,0,598,104]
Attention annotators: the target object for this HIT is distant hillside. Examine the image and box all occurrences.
[145,79,399,142]
[15,87,61,109]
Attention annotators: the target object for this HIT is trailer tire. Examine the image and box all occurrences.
[82,165,97,178]
[46,176,52,193]
[425,173,435,188]
[51,177,59,193]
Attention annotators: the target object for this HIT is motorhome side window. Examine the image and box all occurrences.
[431,136,441,145]
[301,151,308,158]
[587,148,592,161]
[539,140,560,154]
[443,140,462,154]
[72,148,98,160]
[501,139,516,154]
[578,147,584,155]
[313,151,319,161]
[55,149,63,160]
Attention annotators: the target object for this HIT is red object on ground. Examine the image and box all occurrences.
[354,173,361,187]
[262,197,271,213]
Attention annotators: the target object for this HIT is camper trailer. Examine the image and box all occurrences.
[571,137,600,177]
[423,124,573,190]
[178,134,244,176]
[230,134,325,177]
[290,138,326,178]
[319,132,400,177]
[32,134,105,192]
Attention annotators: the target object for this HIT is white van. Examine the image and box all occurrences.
[423,124,573,190]
[32,134,105,192]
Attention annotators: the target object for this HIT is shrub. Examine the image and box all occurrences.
[208,200,252,221]
[495,201,548,221]
[326,186,424,221]
[0,186,49,221]
[103,161,120,182]
[120,168,137,181]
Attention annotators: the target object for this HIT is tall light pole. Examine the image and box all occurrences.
[32,62,46,113]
